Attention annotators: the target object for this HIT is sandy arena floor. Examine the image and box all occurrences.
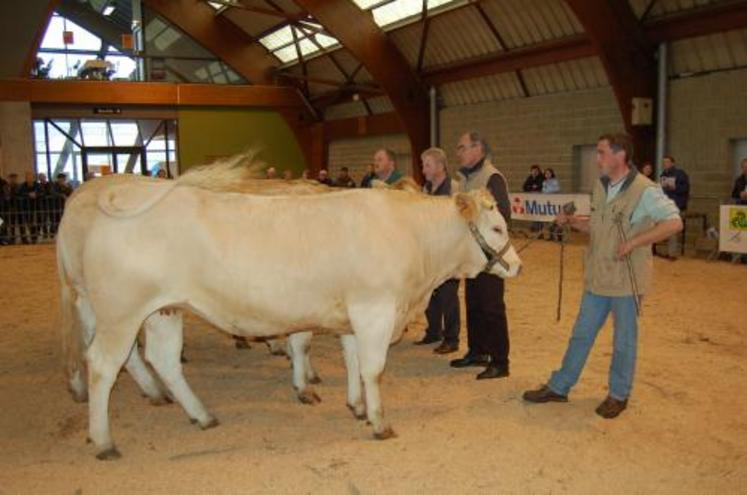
[0,241,745,494]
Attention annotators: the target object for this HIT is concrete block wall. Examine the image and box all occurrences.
[0,102,35,179]
[666,69,747,222]
[327,86,624,191]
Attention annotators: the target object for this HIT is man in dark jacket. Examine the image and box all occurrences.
[334,167,356,188]
[659,156,689,259]
[522,165,544,192]
[415,147,461,354]
[16,172,42,244]
[451,131,512,380]
[731,158,747,205]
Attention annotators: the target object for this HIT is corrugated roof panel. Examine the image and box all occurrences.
[440,72,523,106]
[366,96,394,114]
[222,7,280,38]
[481,0,583,49]
[628,0,718,19]
[422,5,504,69]
[669,28,747,75]
[387,22,422,68]
[304,55,347,83]
[324,100,367,120]
[521,57,608,97]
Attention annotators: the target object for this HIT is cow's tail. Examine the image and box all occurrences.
[97,180,176,218]
[56,233,89,402]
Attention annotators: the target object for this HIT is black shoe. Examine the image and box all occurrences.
[522,385,568,403]
[595,396,628,419]
[433,341,458,354]
[414,334,441,345]
[450,353,490,368]
[476,364,509,380]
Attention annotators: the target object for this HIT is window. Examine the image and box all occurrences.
[35,13,137,80]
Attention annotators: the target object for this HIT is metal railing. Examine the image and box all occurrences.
[0,195,67,245]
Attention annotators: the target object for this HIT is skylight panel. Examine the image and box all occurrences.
[259,25,294,51]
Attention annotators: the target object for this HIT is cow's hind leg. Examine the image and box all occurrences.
[340,334,365,420]
[124,344,171,405]
[87,319,141,460]
[348,301,397,439]
[143,312,217,429]
[288,332,320,405]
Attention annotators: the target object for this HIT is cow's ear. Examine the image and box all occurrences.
[454,192,478,222]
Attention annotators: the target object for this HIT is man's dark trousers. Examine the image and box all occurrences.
[424,279,460,344]
[465,273,509,366]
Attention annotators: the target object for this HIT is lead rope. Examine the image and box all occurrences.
[556,224,569,322]
[614,213,642,317]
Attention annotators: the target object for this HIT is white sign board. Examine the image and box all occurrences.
[719,205,747,254]
[509,193,591,222]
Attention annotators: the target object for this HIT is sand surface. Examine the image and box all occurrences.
[0,242,745,494]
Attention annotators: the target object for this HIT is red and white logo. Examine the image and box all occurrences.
[512,196,525,214]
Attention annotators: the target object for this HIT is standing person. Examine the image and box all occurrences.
[266,167,278,180]
[0,176,10,245]
[523,133,682,418]
[16,172,42,244]
[317,169,334,186]
[731,158,747,205]
[542,168,560,193]
[415,147,461,354]
[360,164,376,188]
[640,161,655,181]
[372,149,403,185]
[334,167,356,188]
[659,155,689,260]
[5,174,20,244]
[523,165,544,233]
[36,173,53,240]
[522,165,544,193]
[450,131,512,380]
[51,173,73,235]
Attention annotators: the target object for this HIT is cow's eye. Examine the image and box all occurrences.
[493,226,503,234]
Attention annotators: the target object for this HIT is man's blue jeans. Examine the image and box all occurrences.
[548,291,638,400]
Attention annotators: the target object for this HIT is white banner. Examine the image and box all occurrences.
[719,205,747,254]
[509,193,591,222]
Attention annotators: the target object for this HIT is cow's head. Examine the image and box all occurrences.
[455,190,522,278]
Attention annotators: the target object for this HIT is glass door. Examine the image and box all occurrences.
[82,147,147,178]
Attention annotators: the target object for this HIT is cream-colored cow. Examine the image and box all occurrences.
[57,156,521,459]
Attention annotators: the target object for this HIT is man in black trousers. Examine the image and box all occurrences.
[451,131,512,380]
[414,147,461,354]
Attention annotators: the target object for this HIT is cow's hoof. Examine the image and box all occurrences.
[199,417,220,430]
[347,404,366,420]
[373,427,397,440]
[308,374,322,385]
[149,395,173,406]
[297,389,322,405]
[95,447,122,461]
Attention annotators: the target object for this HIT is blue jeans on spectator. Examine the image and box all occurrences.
[548,291,638,400]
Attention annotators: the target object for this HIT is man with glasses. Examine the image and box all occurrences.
[451,131,512,380]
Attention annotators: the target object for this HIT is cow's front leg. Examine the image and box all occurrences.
[288,332,320,404]
[349,301,396,439]
[340,334,365,419]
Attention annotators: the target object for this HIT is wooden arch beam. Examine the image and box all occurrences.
[293,0,430,182]
[565,0,657,163]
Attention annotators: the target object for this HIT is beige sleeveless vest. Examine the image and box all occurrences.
[457,159,506,193]
[585,172,655,297]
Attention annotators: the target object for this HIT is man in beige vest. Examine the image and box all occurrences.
[450,131,513,380]
[523,133,682,418]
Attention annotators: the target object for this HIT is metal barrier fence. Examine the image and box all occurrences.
[0,195,67,245]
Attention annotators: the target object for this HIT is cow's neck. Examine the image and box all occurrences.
[413,198,483,288]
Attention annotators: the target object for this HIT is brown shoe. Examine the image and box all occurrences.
[433,341,458,354]
[522,385,568,403]
[595,396,628,419]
